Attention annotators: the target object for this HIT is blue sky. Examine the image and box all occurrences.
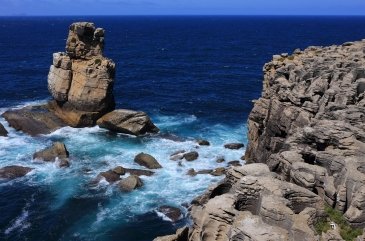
[1,0,365,16]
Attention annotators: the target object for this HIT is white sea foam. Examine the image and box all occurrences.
[4,204,31,235]
[0,111,247,235]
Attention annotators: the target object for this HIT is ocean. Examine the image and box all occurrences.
[1,16,365,241]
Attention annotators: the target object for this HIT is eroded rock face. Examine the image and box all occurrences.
[47,22,115,127]
[96,109,159,136]
[154,40,365,240]
[245,40,365,227]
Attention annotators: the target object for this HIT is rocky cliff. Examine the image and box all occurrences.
[2,22,158,136]
[154,40,365,240]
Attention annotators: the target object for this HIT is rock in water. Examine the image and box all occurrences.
[0,166,33,179]
[224,143,244,150]
[33,142,69,163]
[157,206,183,222]
[98,170,121,183]
[134,153,162,169]
[47,22,116,127]
[1,105,66,136]
[96,109,159,136]
[0,123,8,137]
[183,151,199,161]
[197,139,210,146]
[118,175,143,192]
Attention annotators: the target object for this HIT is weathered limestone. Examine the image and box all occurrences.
[245,39,365,227]
[48,22,115,127]
[3,22,158,136]
[155,40,365,240]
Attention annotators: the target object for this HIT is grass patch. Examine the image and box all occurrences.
[314,204,362,241]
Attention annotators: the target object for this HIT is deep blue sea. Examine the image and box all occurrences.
[0,16,365,241]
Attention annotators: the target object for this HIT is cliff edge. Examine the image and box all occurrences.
[154,40,365,240]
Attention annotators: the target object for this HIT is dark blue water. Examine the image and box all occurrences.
[0,16,365,241]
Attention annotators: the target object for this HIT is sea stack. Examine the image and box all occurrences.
[2,22,158,136]
[48,22,116,127]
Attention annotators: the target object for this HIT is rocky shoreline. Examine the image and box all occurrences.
[154,40,365,240]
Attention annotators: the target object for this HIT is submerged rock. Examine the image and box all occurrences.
[183,151,199,161]
[33,142,69,163]
[224,143,244,150]
[157,205,183,222]
[118,175,143,192]
[0,165,33,179]
[97,109,159,136]
[1,105,66,136]
[0,123,8,137]
[134,153,162,169]
[125,168,154,176]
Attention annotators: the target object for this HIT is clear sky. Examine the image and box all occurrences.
[1,0,365,16]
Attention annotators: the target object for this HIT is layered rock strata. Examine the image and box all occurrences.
[154,40,365,240]
[48,22,115,127]
[245,40,365,227]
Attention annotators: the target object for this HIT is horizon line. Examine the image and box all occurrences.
[1,14,365,17]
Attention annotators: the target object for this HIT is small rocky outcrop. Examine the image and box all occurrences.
[183,151,199,161]
[118,175,143,192]
[2,105,66,136]
[96,109,159,136]
[33,142,69,167]
[125,168,154,176]
[157,205,183,222]
[197,140,210,146]
[0,123,8,136]
[134,153,162,169]
[224,143,244,150]
[0,165,33,179]
[97,170,121,183]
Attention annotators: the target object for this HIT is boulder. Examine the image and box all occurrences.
[0,166,33,179]
[118,175,143,192]
[183,151,199,161]
[196,139,210,146]
[0,123,8,137]
[170,150,185,161]
[97,109,159,136]
[98,170,121,183]
[125,168,154,176]
[157,205,183,222]
[112,166,126,175]
[224,143,245,150]
[33,142,69,162]
[211,167,226,176]
[134,153,162,169]
[2,105,66,136]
